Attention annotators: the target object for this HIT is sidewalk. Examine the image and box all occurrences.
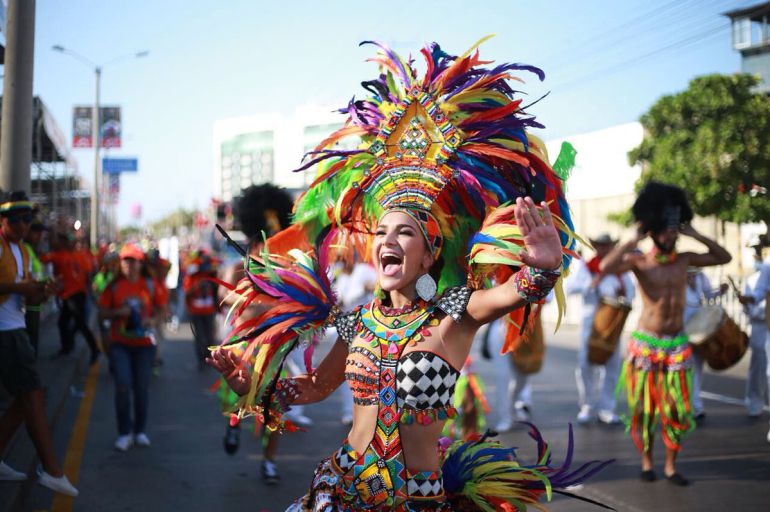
[0,313,90,512]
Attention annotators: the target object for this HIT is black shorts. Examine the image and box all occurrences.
[0,328,41,395]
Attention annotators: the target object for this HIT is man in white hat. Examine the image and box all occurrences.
[738,236,769,425]
[566,233,636,425]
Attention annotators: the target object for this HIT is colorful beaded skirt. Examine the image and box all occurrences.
[618,330,695,452]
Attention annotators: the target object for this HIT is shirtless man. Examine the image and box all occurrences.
[601,182,731,486]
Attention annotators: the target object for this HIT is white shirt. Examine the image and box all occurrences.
[684,272,721,324]
[334,263,377,311]
[747,259,770,322]
[0,240,32,330]
[565,259,635,321]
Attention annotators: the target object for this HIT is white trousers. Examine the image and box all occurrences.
[575,319,622,413]
[491,337,532,422]
[691,351,705,414]
[746,321,769,415]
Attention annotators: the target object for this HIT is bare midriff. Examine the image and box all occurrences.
[345,322,468,472]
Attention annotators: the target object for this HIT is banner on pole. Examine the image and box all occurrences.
[72,105,122,148]
[72,106,93,147]
[102,157,138,174]
[108,173,120,204]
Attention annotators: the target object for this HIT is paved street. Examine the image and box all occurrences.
[6,320,770,512]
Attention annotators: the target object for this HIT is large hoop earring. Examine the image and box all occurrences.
[416,274,437,302]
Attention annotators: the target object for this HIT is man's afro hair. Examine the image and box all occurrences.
[632,181,693,234]
[234,183,294,240]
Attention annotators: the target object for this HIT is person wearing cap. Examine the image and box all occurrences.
[684,267,728,419]
[737,238,769,420]
[40,232,99,364]
[0,191,78,496]
[566,233,636,425]
[98,244,164,452]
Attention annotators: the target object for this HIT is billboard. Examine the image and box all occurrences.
[72,106,122,148]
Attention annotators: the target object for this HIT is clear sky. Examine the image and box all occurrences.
[33,0,748,226]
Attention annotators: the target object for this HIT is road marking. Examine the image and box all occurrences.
[50,362,100,512]
[700,390,770,412]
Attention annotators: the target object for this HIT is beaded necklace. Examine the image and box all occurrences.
[651,247,677,265]
[359,298,437,355]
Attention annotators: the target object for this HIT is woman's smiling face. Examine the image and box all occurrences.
[372,211,434,294]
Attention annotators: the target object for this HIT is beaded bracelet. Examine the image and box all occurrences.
[254,377,301,432]
[513,266,561,302]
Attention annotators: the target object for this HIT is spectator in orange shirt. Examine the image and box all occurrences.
[183,251,218,370]
[41,233,99,363]
[98,244,163,452]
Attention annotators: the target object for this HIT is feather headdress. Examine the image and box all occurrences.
[294,36,578,293]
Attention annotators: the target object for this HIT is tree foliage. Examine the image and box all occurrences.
[147,208,196,236]
[629,73,770,224]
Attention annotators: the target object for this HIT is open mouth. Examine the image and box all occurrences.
[380,252,403,277]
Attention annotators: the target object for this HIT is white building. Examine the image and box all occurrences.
[212,107,349,201]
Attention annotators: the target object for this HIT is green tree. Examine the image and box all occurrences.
[628,73,770,224]
[147,208,196,236]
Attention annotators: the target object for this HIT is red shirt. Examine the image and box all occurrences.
[99,277,163,347]
[41,250,87,299]
[183,272,217,315]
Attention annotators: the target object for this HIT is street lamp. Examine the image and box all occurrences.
[52,45,149,248]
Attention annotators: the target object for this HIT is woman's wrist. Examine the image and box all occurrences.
[513,266,560,302]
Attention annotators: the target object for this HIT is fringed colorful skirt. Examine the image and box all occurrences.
[619,330,695,452]
[285,426,611,512]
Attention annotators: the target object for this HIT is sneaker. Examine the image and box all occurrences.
[135,433,151,447]
[597,410,621,425]
[36,466,78,496]
[0,461,26,481]
[494,418,514,433]
[261,459,280,485]
[766,427,770,444]
[576,405,593,424]
[665,472,689,486]
[223,425,240,455]
[639,469,656,482]
[514,404,531,422]
[341,414,354,427]
[114,435,134,452]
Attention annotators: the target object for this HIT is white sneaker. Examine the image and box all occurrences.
[494,418,514,433]
[36,467,78,497]
[514,404,532,422]
[114,435,134,452]
[341,414,353,426]
[597,410,621,425]
[577,405,593,424]
[0,461,26,481]
[135,432,151,447]
[766,427,770,444]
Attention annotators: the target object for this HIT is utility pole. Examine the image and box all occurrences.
[0,0,36,193]
[92,67,101,248]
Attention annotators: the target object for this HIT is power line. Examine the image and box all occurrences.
[549,22,731,93]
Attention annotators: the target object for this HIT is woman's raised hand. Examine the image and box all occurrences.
[206,348,252,396]
[514,197,563,271]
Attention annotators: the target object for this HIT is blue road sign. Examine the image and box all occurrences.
[102,157,138,174]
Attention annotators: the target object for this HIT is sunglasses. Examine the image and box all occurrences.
[8,213,33,224]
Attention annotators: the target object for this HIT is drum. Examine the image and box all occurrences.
[512,315,545,375]
[588,297,632,365]
[685,305,748,371]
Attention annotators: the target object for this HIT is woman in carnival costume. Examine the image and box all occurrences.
[209,37,610,511]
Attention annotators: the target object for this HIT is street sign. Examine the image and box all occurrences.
[102,157,138,174]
